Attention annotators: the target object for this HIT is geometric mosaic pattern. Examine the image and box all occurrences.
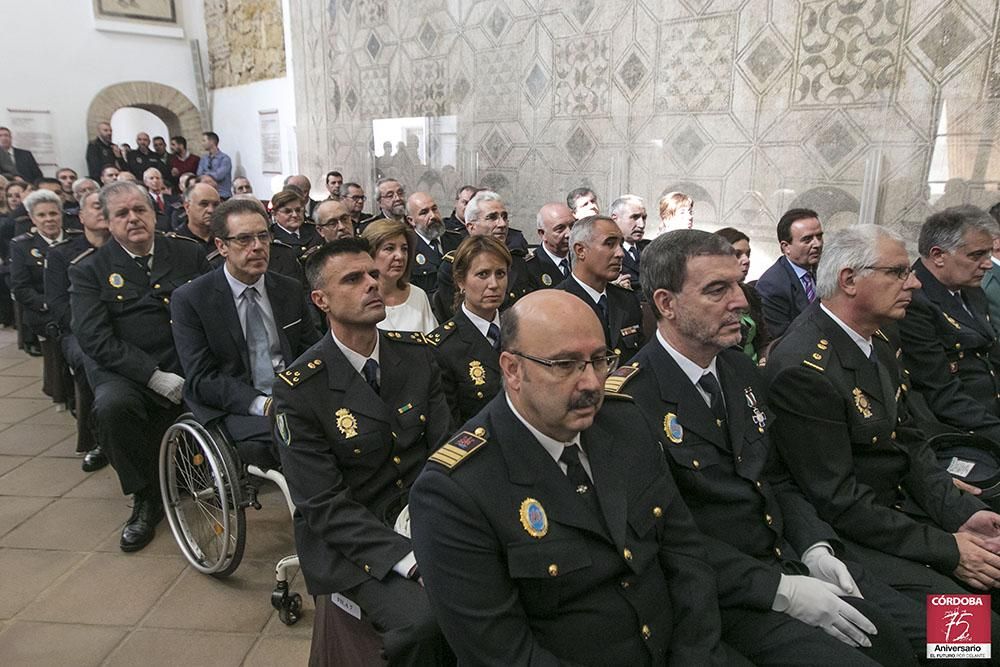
[655,15,736,113]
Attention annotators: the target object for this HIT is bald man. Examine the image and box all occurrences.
[406,192,461,296]
[313,199,354,243]
[410,290,736,665]
[127,132,167,182]
[526,202,575,289]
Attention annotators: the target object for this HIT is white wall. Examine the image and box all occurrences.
[111,108,170,150]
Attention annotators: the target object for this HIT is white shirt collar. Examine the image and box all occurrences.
[275,223,300,238]
[541,244,567,267]
[41,232,64,246]
[414,228,437,248]
[461,302,500,340]
[571,274,606,304]
[329,329,380,376]
[656,329,719,385]
[505,393,581,465]
[992,256,1000,268]
[118,239,155,260]
[820,303,872,357]
[786,257,810,279]
[223,263,265,299]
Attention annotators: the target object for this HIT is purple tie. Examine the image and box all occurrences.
[801,271,816,303]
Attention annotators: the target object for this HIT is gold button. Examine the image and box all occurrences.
[715,419,723,427]
[623,548,633,561]
[116,295,123,301]
[353,448,361,455]
[392,456,401,465]
[955,343,961,349]
[614,348,621,355]
[774,547,782,558]
[163,297,169,304]
[391,432,397,439]
[641,624,651,640]
[548,564,558,577]
[812,353,822,360]
[419,414,426,422]
[620,579,630,589]
[476,391,484,399]
[890,431,896,439]
[364,564,371,573]
[692,459,700,468]
[871,436,878,444]
[474,427,487,437]
[765,514,773,526]
[652,506,663,518]
[755,480,762,488]
[395,479,404,488]
[758,426,764,433]
[736,455,742,463]
[152,283,160,289]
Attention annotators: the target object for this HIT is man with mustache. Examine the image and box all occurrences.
[619,229,919,664]
[765,225,1000,637]
[406,191,460,296]
[410,290,738,665]
[557,215,644,364]
[756,208,825,337]
[897,206,1000,445]
[271,237,453,666]
[610,194,648,292]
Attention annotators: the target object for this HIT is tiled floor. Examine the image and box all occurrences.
[0,330,313,665]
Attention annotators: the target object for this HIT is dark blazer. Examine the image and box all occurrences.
[10,231,80,335]
[170,267,319,426]
[620,239,649,290]
[409,395,727,666]
[410,233,457,296]
[272,331,453,595]
[765,303,984,574]
[982,261,1000,336]
[270,221,321,254]
[10,147,42,183]
[207,239,306,288]
[126,149,168,181]
[43,233,93,334]
[525,247,568,289]
[426,308,502,424]
[69,234,209,388]
[168,226,216,256]
[755,256,812,338]
[557,275,644,362]
[899,259,1000,443]
[85,138,125,181]
[149,192,182,232]
[433,250,534,322]
[626,342,837,609]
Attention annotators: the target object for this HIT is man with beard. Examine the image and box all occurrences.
[526,202,574,288]
[86,122,126,181]
[898,206,1000,444]
[756,208,825,337]
[406,192,459,295]
[610,195,648,292]
[409,290,738,665]
[272,238,453,666]
[557,216,644,364]
[361,178,407,235]
[127,132,167,182]
[433,190,534,321]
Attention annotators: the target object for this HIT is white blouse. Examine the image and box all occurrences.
[377,284,439,334]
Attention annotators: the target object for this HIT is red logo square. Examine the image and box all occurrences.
[927,594,991,659]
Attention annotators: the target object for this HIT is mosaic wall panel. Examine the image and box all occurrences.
[289,0,1000,257]
[204,0,286,88]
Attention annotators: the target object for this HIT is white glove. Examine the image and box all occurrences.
[772,574,876,648]
[147,370,185,405]
[394,504,411,538]
[802,543,863,598]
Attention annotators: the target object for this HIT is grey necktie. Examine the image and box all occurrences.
[243,286,274,394]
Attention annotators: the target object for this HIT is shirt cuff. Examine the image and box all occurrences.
[249,395,269,417]
[802,541,833,560]
[391,552,417,578]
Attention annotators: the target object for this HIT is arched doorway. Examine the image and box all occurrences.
[86,81,203,142]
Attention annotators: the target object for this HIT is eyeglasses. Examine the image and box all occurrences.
[380,189,405,200]
[222,231,272,247]
[277,207,304,215]
[483,211,509,223]
[316,215,353,227]
[861,265,912,281]
[348,195,366,201]
[510,351,620,379]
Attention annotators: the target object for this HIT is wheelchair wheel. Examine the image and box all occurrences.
[159,417,247,577]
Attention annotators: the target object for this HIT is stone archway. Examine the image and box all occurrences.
[86,82,203,141]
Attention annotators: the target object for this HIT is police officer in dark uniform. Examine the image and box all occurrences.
[85,121,126,181]
[610,194,649,292]
[405,191,460,296]
[557,215,644,364]
[623,230,919,664]
[410,290,737,666]
[426,236,509,424]
[70,181,209,552]
[269,189,320,254]
[44,189,111,470]
[272,238,453,666]
[898,206,1000,444]
[171,182,218,256]
[765,225,1000,624]
[432,191,534,322]
[525,202,574,289]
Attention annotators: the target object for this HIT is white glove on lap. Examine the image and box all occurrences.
[773,574,876,648]
[147,370,184,405]
[802,544,863,598]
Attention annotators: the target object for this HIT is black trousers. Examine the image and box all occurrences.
[221,413,280,470]
[92,377,181,496]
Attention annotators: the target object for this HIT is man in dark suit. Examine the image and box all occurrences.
[86,122,126,181]
[172,182,218,254]
[442,184,475,235]
[272,238,453,666]
[982,219,1000,334]
[765,224,1000,617]
[609,194,648,291]
[143,167,181,232]
[410,290,736,665]
[525,202,573,289]
[0,127,43,182]
[898,206,1000,444]
[171,198,318,468]
[70,181,209,552]
[557,215,644,363]
[127,132,168,182]
[623,229,921,662]
[406,191,459,296]
[755,208,824,337]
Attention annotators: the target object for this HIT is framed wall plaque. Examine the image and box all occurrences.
[95,0,177,24]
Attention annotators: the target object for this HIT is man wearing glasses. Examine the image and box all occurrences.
[312,199,355,243]
[622,230,917,663]
[171,198,318,470]
[409,289,737,665]
[344,182,369,231]
[898,206,1000,445]
[359,177,407,235]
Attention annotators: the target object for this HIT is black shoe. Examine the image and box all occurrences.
[81,446,108,472]
[120,493,164,552]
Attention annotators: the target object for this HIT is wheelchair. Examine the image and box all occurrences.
[158,413,303,625]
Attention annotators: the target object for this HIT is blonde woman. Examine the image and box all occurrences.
[646,191,694,239]
[361,219,438,333]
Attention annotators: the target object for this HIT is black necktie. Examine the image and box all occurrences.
[597,294,609,323]
[362,358,380,395]
[558,258,570,278]
[559,445,601,517]
[487,323,501,351]
[867,346,879,368]
[629,245,640,265]
[134,254,151,276]
[698,372,727,425]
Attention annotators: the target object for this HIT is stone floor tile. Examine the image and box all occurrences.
[2,357,44,377]
[103,628,256,667]
[0,498,123,550]
[243,635,312,666]
[0,455,29,476]
[64,465,120,498]
[20,404,76,427]
[0,457,89,497]
[0,375,40,396]
[0,496,51,539]
[0,548,86,618]
[0,620,128,667]
[95,516,194,557]
[20,552,184,626]
[39,435,83,458]
[0,397,53,422]
[0,424,76,456]
[7,379,44,398]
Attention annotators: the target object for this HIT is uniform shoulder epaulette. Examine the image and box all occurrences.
[65,228,82,235]
[426,320,458,346]
[300,245,320,261]
[50,236,73,247]
[165,231,200,243]
[277,357,325,388]
[272,238,294,249]
[443,228,463,237]
[873,329,890,344]
[70,247,96,265]
[442,251,455,264]
[523,248,534,261]
[206,248,221,262]
[801,338,829,372]
[604,363,640,397]
[11,231,34,242]
[383,330,428,345]
[428,428,489,470]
